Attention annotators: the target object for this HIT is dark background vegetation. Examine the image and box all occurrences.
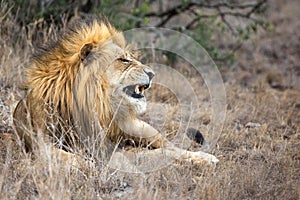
[0,0,299,199]
[3,0,270,65]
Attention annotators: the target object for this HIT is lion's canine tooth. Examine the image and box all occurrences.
[135,85,140,94]
[141,85,145,94]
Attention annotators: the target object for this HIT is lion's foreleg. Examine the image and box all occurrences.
[118,118,166,147]
[119,119,219,164]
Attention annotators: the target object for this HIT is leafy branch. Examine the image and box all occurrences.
[137,0,267,32]
[130,0,268,65]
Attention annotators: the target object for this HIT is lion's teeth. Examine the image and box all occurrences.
[141,86,145,94]
[135,85,140,94]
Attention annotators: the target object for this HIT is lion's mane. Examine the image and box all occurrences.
[15,19,127,149]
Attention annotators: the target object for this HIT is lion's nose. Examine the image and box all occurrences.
[143,69,155,80]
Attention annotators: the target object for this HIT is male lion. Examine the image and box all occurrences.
[13,18,218,169]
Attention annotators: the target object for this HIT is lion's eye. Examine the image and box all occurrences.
[118,58,132,64]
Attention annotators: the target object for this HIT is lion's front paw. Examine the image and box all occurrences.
[204,153,219,164]
[188,151,219,164]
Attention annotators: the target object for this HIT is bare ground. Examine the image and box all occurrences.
[0,0,299,199]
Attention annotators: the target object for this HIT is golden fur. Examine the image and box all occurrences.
[13,18,218,165]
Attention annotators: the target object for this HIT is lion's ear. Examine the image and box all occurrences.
[80,43,94,61]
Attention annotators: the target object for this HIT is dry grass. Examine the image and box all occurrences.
[1,1,300,199]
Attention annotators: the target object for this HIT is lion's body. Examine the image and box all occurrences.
[13,19,218,166]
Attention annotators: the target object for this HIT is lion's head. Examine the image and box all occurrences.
[75,36,155,116]
[14,19,155,147]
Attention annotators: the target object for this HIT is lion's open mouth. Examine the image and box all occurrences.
[123,84,150,99]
